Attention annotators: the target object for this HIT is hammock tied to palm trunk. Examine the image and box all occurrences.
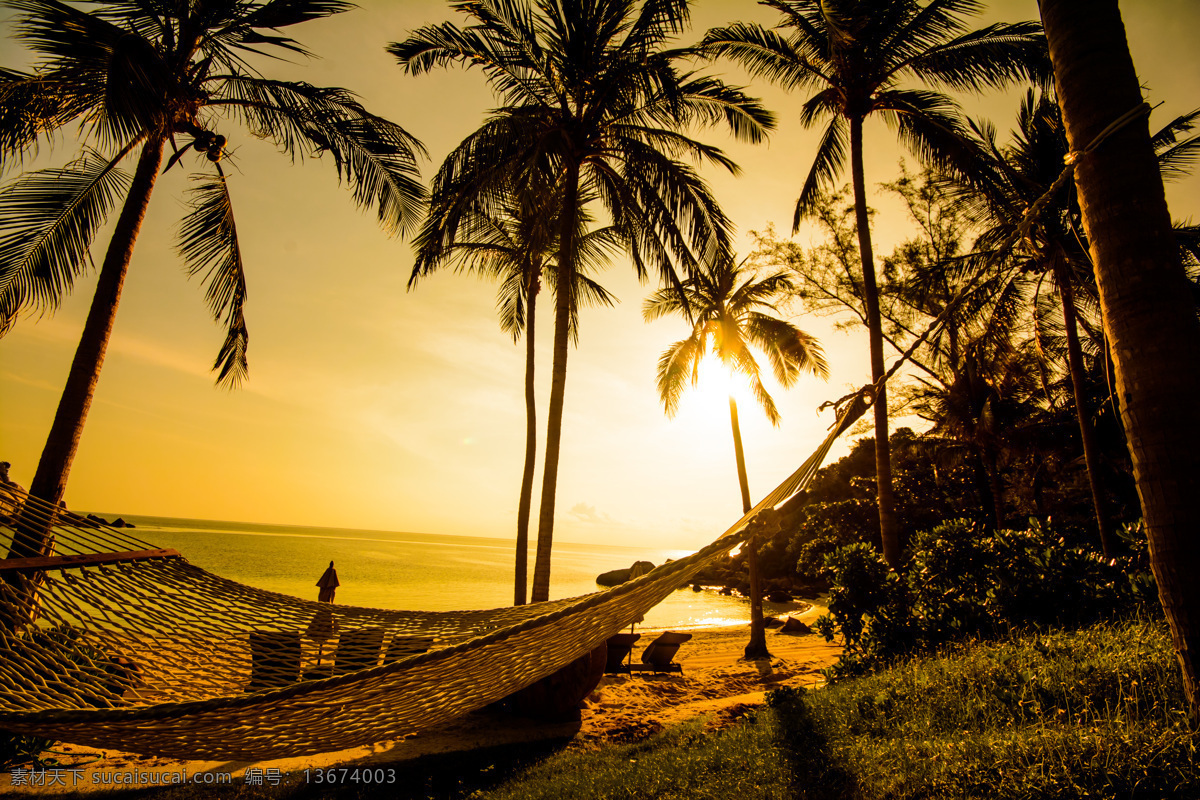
[0,391,869,761]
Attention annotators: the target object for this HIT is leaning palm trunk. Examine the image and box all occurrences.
[1053,256,1115,555]
[12,135,166,560]
[531,165,581,603]
[515,270,538,605]
[849,117,902,567]
[1042,0,1200,717]
[730,396,769,659]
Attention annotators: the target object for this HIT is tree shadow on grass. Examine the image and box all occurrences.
[771,693,863,800]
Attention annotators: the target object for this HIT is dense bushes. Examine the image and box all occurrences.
[697,421,1142,600]
[817,519,1156,679]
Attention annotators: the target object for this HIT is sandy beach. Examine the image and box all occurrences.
[4,604,841,794]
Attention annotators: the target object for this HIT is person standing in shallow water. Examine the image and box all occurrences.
[317,562,340,603]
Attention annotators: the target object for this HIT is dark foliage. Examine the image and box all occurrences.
[817,519,1156,679]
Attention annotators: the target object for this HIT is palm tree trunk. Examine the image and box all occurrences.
[8,134,166,560]
[514,270,538,605]
[531,162,581,603]
[983,444,1004,528]
[849,115,901,567]
[730,396,769,659]
[730,396,752,513]
[1053,256,1115,556]
[970,449,999,528]
[1042,0,1200,718]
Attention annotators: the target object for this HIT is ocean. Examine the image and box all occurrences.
[102,514,791,630]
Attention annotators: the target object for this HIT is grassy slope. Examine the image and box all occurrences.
[477,617,1198,800]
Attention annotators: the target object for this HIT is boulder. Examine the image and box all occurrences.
[596,560,655,587]
[779,617,812,635]
[596,568,630,587]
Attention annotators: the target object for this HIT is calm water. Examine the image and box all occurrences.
[104,514,791,630]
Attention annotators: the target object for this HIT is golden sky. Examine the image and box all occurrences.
[1,1,1197,550]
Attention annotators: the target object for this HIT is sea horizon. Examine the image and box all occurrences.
[87,512,797,631]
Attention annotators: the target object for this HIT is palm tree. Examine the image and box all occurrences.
[701,0,1048,567]
[409,181,620,605]
[1040,0,1200,719]
[392,0,773,602]
[959,91,1200,555]
[0,0,425,558]
[645,256,827,657]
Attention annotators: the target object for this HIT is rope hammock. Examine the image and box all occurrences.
[0,393,869,761]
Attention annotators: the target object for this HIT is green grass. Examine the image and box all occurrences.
[469,617,1198,800]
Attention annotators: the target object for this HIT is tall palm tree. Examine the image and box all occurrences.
[701,0,1048,567]
[645,256,827,657]
[409,182,620,605]
[1040,0,1200,719]
[392,0,773,602]
[0,0,424,558]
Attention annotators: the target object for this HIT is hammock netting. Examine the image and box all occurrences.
[0,394,867,761]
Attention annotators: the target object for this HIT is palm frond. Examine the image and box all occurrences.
[698,22,828,93]
[210,0,355,59]
[728,268,792,311]
[9,0,167,151]
[670,73,776,145]
[0,146,133,333]
[1152,108,1200,182]
[655,335,704,417]
[907,21,1051,92]
[176,171,249,388]
[743,311,829,385]
[643,282,695,322]
[730,345,780,425]
[876,89,982,181]
[0,69,93,166]
[795,111,847,227]
[215,77,426,236]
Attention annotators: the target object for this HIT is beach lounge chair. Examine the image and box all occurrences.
[630,631,692,674]
[301,630,428,681]
[332,627,386,675]
[248,631,302,691]
[604,632,640,673]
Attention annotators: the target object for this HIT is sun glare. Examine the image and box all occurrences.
[679,353,758,415]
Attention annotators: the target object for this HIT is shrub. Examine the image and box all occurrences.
[817,519,1156,675]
